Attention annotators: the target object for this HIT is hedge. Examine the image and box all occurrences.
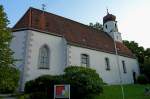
[25,66,103,99]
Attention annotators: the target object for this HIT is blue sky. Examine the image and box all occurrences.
[1,0,150,48]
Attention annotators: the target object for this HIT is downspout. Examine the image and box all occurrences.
[113,32,125,99]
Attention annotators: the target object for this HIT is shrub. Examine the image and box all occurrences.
[64,66,103,99]
[25,75,65,98]
[137,74,149,84]
[0,66,20,93]
[25,66,103,99]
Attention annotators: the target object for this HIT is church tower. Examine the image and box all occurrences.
[103,10,122,42]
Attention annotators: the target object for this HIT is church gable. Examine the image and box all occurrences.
[12,7,135,58]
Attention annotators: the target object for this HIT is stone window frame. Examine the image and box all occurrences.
[38,44,50,69]
[81,53,90,67]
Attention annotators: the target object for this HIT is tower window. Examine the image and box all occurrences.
[115,23,117,28]
[122,60,127,73]
[105,24,107,29]
[81,54,89,67]
[105,57,110,70]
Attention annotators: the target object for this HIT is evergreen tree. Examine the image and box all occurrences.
[0,5,19,93]
[0,5,14,67]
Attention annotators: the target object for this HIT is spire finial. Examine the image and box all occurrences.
[42,4,46,11]
[106,7,109,14]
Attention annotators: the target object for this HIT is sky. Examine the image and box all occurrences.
[0,0,150,48]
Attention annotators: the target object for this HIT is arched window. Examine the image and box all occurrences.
[105,57,110,70]
[122,60,127,73]
[81,54,89,67]
[38,45,50,69]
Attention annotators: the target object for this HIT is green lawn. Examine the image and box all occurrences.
[94,84,150,99]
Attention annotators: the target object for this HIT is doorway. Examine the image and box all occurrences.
[132,71,136,84]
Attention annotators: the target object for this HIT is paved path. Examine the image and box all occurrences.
[0,94,16,99]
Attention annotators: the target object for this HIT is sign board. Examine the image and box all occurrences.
[54,84,70,99]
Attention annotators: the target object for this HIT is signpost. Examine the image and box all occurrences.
[54,85,70,99]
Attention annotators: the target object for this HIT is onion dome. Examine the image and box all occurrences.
[103,13,116,24]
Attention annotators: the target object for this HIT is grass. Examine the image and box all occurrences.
[0,84,149,99]
[94,84,150,99]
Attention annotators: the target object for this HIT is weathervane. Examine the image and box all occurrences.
[42,4,46,11]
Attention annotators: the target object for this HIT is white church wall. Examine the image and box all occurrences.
[11,30,29,91]
[103,21,122,43]
[118,56,139,84]
[68,45,139,84]
[24,30,67,82]
[103,21,117,33]
[11,30,139,90]
[114,32,122,42]
[10,31,27,70]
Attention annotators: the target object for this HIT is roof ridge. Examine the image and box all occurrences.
[30,7,105,32]
[30,7,114,40]
[30,7,90,27]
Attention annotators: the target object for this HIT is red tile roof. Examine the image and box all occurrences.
[12,7,135,58]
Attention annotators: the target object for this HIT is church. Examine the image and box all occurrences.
[11,7,139,91]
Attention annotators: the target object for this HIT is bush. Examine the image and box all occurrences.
[25,75,65,98]
[137,74,149,84]
[0,66,20,93]
[25,66,103,99]
[64,66,103,99]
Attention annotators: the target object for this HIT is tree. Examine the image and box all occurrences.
[0,5,14,67]
[143,57,150,81]
[145,48,150,58]
[89,22,103,31]
[123,40,150,77]
[123,40,145,66]
[0,5,19,93]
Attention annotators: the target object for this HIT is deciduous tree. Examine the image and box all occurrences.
[89,22,103,31]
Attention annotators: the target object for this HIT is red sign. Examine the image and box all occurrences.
[56,85,65,96]
[54,85,70,99]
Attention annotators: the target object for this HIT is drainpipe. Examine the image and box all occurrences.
[113,32,125,99]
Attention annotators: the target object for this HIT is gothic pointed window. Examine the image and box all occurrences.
[38,45,50,69]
